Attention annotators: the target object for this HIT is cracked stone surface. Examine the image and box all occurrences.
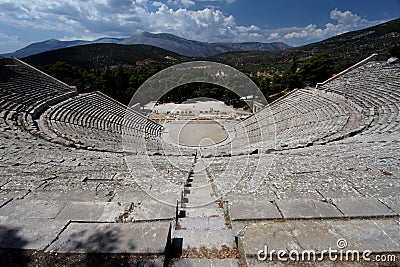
[55,202,131,222]
[228,200,282,221]
[275,199,343,219]
[334,197,396,217]
[46,221,171,253]
[0,216,69,250]
[0,199,68,219]
[241,219,400,256]
[171,258,239,266]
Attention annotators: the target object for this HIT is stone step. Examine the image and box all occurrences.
[275,199,343,219]
[173,229,237,252]
[171,258,239,267]
[178,217,228,230]
[189,175,208,184]
[192,172,207,177]
[239,218,400,264]
[0,199,68,219]
[185,196,217,206]
[125,200,177,222]
[228,200,282,221]
[184,185,214,196]
[0,216,69,250]
[182,206,224,217]
[188,181,211,187]
[46,221,171,254]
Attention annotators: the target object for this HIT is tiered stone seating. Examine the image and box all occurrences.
[42,92,163,152]
[317,61,400,139]
[1,56,399,265]
[0,58,77,118]
[0,58,163,153]
[205,136,400,239]
[231,88,356,152]
[229,60,400,154]
[205,59,400,207]
[0,57,78,149]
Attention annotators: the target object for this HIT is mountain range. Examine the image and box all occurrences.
[20,18,400,73]
[22,44,190,69]
[209,18,400,71]
[2,32,290,58]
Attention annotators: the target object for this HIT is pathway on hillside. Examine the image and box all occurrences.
[171,153,241,266]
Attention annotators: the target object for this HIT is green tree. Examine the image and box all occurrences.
[270,72,285,94]
[285,55,303,89]
[299,53,334,86]
[389,45,400,58]
[100,68,116,97]
[42,62,82,88]
[289,54,298,74]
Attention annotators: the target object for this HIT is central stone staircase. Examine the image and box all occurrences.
[171,154,240,266]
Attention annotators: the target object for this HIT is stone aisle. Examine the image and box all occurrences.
[171,155,241,266]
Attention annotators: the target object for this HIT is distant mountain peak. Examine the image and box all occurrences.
[138,31,155,37]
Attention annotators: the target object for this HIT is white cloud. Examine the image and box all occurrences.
[0,0,262,44]
[330,8,362,25]
[282,9,386,44]
[237,25,260,33]
[0,32,26,53]
[284,24,319,39]
[267,33,281,41]
[145,5,240,41]
[152,1,163,7]
[194,0,236,3]
[167,0,195,8]
[0,3,391,53]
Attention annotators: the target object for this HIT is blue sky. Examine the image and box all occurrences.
[0,0,399,53]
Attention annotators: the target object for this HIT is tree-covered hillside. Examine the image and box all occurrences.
[38,53,336,105]
[21,18,399,106]
[23,43,190,69]
[209,18,400,73]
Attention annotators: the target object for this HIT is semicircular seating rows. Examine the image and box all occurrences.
[1,56,399,156]
[230,88,354,151]
[0,58,76,113]
[0,58,163,153]
[42,92,163,152]
[0,55,399,264]
[317,61,400,140]
[0,57,78,144]
[206,56,400,197]
[227,58,399,154]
